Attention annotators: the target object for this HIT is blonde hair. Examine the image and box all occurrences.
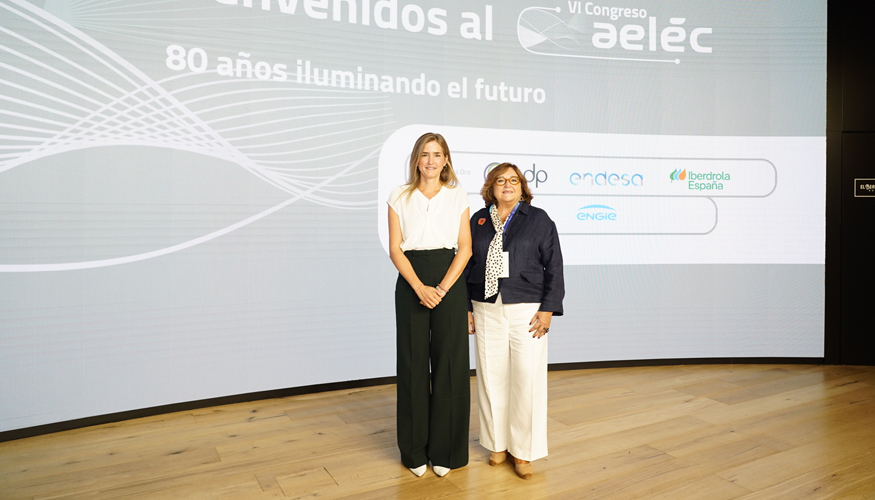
[401,132,459,200]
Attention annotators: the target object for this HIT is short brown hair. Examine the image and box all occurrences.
[480,163,533,207]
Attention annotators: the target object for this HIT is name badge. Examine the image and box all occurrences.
[500,251,510,278]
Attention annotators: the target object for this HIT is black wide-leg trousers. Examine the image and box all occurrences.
[395,249,470,469]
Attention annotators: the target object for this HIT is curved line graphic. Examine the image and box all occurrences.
[0,0,391,198]
[0,145,381,272]
[0,0,392,272]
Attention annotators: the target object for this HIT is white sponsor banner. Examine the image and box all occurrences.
[537,196,717,235]
[452,154,776,198]
[378,125,825,265]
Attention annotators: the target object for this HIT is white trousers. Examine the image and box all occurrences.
[472,294,548,461]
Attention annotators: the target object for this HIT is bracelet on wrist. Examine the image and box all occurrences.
[436,284,448,294]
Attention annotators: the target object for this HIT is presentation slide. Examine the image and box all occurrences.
[0,0,826,432]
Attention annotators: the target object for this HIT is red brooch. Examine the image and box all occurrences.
[478,218,486,225]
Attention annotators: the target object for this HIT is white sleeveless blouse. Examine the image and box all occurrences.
[387,185,469,252]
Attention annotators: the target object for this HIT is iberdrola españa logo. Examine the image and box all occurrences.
[670,169,687,181]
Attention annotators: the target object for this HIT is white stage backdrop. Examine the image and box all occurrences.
[0,0,826,432]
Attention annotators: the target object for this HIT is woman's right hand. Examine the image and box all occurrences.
[416,285,443,309]
[468,312,476,335]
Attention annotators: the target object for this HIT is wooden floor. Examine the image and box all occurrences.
[2,364,875,499]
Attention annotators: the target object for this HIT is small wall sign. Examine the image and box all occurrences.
[855,179,875,197]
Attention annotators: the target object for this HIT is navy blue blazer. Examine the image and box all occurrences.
[465,202,565,315]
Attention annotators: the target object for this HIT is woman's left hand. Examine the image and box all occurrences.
[529,311,553,339]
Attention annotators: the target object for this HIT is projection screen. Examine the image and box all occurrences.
[0,0,826,433]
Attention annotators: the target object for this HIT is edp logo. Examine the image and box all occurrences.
[523,164,548,187]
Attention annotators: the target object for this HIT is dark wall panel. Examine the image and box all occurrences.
[840,133,875,365]
[825,130,842,363]
[827,0,875,365]
[841,2,875,131]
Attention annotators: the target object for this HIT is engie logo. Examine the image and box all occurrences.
[518,4,714,65]
[484,163,549,187]
[669,169,687,181]
[577,204,617,221]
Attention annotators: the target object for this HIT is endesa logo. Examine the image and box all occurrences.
[484,163,549,187]
[576,204,617,221]
[569,172,643,187]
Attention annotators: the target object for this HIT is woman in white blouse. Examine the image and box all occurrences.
[387,132,472,478]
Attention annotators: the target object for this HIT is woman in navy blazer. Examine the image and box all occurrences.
[465,162,564,479]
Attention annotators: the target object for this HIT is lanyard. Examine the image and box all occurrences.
[492,202,521,234]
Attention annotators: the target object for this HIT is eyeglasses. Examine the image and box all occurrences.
[494,177,520,186]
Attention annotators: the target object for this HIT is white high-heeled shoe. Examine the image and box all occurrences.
[433,465,450,477]
[409,465,427,477]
